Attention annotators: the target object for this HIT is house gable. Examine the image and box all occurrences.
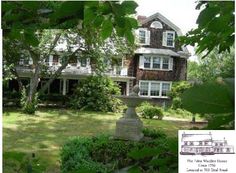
[138,12,189,55]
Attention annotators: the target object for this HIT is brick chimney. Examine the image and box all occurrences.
[137,15,147,23]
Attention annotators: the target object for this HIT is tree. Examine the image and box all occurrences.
[3,1,138,114]
[179,1,234,58]
[187,47,234,82]
[179,1,234,129]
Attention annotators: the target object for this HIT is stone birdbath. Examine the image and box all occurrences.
[114,85,150,141]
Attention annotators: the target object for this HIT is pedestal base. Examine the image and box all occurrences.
[114,117,144,141]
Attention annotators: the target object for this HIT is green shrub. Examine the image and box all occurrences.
[142,128,167,139]
[60,136,108,173]
[172,97,182,109]
[69,76,122,112]
[169,81,192,110]
[60,131,177,173]
[20,87,38,114]
[169,81,192,98]
[137,102,164,119]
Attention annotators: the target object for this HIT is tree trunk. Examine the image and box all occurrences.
[27,63,40,104]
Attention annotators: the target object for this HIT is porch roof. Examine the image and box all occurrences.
[135,47,181,57]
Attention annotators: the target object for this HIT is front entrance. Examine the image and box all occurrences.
[116,81,127,95]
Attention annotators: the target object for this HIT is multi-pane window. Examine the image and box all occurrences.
[150,83,160,96]
[167,32,174,47]
[162,83,170,96]
[162,58,169,69]
[139,30,146,44]
[140,82,149,96]
[140,56,173,70]
[139,81,171,98]
[144,57,151,68]
[153,57,161,69]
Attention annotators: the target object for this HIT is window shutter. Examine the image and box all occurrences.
[162,32,167,46]
[146,30,150,45]
[169,57,173,71]
[135,29,140,43]
[139,56,144,69]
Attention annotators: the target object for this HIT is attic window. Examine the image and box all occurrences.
[150,21,163,29]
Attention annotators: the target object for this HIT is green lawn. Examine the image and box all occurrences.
[3,108,205,172]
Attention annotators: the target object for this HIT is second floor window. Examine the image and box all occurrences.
[139,55,173,71]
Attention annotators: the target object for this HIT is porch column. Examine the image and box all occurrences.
[62,78,67,95]
[126,80,130,96]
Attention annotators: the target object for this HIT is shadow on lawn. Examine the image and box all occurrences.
[3,108,120,172]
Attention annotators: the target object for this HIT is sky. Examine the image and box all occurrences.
[136,0,201,61]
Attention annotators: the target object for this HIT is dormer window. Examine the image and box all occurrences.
[137,28,150,45]
[162,31,175,47]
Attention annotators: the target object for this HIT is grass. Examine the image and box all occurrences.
[3,108,206,172]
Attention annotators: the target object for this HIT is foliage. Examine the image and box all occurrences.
[60,130,177,173]
[164,108,195,119]
[21,87,39,114]
[182,81,234,114]
[2,1,138,44]
[187,47,234,82]
[171,97,182,110]
[69,76,122,112]
[3,1,138,114]
[3,152,47,173]
[60,136,107,173]
[169,81,192,98]
[179,1,234,57]
[137,102,164,120]
[169,81,192,110]
[181,79,234,129]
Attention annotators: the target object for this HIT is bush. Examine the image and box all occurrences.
[169,81,192,110]
[60,136,108,173]
[172,97,182,109]
[137,102,164,119]
[60,131,178,173]
[69,76,122,112]
[20,87,38,114]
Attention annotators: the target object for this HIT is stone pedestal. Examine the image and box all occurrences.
[115,117,143,141]
[114,85,149,141]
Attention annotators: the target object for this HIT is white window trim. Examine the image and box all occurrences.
[139,55,173,71]
[165,30,175,48]
[137,28,150,45]
[139,80,172,98]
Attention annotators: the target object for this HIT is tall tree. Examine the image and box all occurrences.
[187,47,234,82]
[2,1,138,114]
[179,1,234,129]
